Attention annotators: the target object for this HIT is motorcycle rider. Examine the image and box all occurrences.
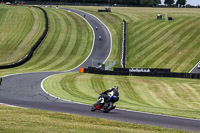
[98,86,119,109]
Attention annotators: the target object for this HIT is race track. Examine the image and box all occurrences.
[0,8,200,132]
[189,61,200,73]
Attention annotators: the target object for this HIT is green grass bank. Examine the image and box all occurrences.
[0,106,190,133]
[44,72,200,120]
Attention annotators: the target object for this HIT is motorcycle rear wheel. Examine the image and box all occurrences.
[103,102,113,113]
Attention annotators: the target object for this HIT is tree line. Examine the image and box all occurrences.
[4,0,187,7]
[165,0,187,6]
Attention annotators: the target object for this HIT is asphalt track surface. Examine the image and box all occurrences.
[0,8,200,132]
[63,8,112,72]
[189,61,200,73]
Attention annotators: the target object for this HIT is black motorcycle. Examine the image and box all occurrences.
[91,94,119,113]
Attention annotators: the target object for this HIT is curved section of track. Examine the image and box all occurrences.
[62,8,112,72]
[0,8,200,132]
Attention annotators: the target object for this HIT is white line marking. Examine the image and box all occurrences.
[0,103,22,108]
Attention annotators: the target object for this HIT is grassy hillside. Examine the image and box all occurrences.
[0,5,45,65]
[18,8,93,72]
[2,6,199,73]
[44,72,200,119]
[0,7,93,76]
[124,8,200,72]
[64,6,200,72]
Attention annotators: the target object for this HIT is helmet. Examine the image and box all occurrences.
[114,86,118,92]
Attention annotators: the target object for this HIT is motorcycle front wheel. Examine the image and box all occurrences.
[91,105,96,112]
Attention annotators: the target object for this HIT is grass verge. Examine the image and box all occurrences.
[0,106,189,133]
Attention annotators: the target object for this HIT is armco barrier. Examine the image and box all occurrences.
[83,67,200,79]
[0,6,48,69]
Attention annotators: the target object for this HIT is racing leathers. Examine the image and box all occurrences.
[98,87,119,108]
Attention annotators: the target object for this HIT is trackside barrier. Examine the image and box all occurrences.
[121,19,126,68]
[114,68,171,73]
[0,6,48,69]
[83,67,200,79]
[0,77,2,85]
[98,9,111,12]
[84,67,129,75]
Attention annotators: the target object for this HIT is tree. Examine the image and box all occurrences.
[129,0,140,6]
[140,0,155,6]
[164,0,174,6]
[154,0,161,5]
[176,0,186,7]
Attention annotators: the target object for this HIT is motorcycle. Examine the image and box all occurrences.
[91,94,119,113]
[99,36,102,41]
